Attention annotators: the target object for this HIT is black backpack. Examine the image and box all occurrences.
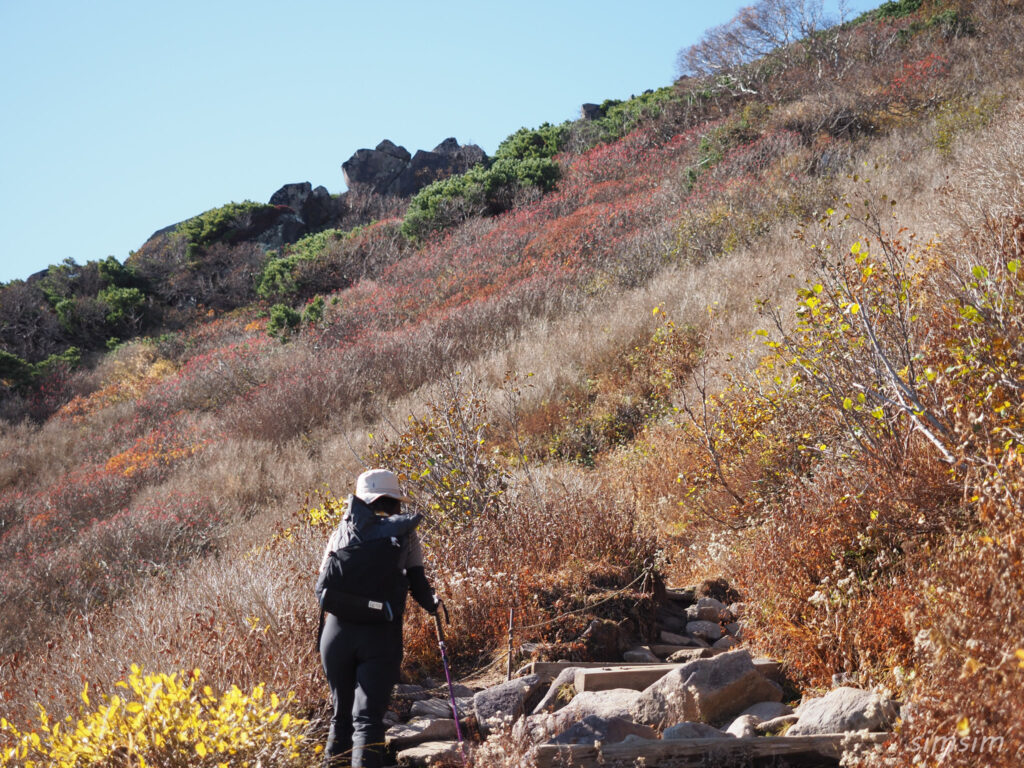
[316,534,405,624]
[315,500,422,631]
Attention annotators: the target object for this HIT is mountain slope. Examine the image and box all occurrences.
[2,1,1023,765]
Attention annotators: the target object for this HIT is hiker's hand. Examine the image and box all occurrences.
[428,596,442,616]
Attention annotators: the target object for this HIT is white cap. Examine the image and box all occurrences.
[355,468,410,504]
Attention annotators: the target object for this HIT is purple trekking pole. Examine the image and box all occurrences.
[433,603,467,763]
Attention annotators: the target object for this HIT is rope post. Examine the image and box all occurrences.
[506,607,515,681]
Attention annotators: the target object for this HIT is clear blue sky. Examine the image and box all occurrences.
[0,0,876,284]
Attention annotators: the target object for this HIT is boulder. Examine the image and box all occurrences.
[623,646,661,663]
[663,721,728,740]
[686,621,723,642]
[517,689,642,745]
[549,715,656,745]
[713,635,739,651]
[474,674,546,734]
[396,740,462,767]
[580,103,604,121]
[560,689,641,721]
[687,597,729,623]
[753,658,784,683]
[788,686,899,735]
[386,718,458,749]
[410,697,472,719]
[630,649,783,728]
[725,714,761,738]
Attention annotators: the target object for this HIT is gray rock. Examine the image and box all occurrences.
[663,721,728,739]
[686,620,724,642]
[694,597,729,622]
[666,647,714,664]
[725,622,743,638]
[532,667,579,714]
[549,715,657,745]
[651,644,699,659]
[581,103,603,121]
[728,602,746,619]
[741,701,794,720]
[753,658,784,683]
[474,674,546,734]
[788,686,898,735]
[660,630,689,645]
[713,635,739,651]
[725,714,761,738]
[623,646,661,663]
[661,630,712,648]
[386,718,458,749]
[448,683,475,698]
[631,649,783,728]
[756,714,800,734]
[561,689,641,721]
[410,697,472,719]
[396,740,462,767]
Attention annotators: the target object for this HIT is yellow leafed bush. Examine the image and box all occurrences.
[0,665,311,767]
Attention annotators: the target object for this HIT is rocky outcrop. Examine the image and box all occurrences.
[268,182,338,231]
[342,138,487,197]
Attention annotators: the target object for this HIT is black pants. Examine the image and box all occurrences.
[320,613,403,767]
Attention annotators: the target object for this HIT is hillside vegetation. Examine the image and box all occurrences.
[2,0,1024,765]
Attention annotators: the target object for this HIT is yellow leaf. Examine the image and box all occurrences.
[82,682,90,707]
[848,303,860,315]
[197,741,208,757]
[956,716,970,737]
[851,241,861,254]
[1015,649,1024,668]
[961,657,979,676]
[652,306,659,315]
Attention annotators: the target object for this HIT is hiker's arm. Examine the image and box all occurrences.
[407,566,437,614]
[403,532,437,613]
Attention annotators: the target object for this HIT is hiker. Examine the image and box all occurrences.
[317,468,438,768]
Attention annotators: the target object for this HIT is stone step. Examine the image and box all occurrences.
[386,718,458,750]
[396,740,464,767]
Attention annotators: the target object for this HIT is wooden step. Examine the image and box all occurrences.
[533,732,890,768]
[573,657,783,692]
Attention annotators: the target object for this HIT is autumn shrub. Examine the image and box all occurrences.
[0,665,312,767]
[362,375,661,672]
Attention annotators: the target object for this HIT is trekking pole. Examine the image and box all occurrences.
[433,602,467,763]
